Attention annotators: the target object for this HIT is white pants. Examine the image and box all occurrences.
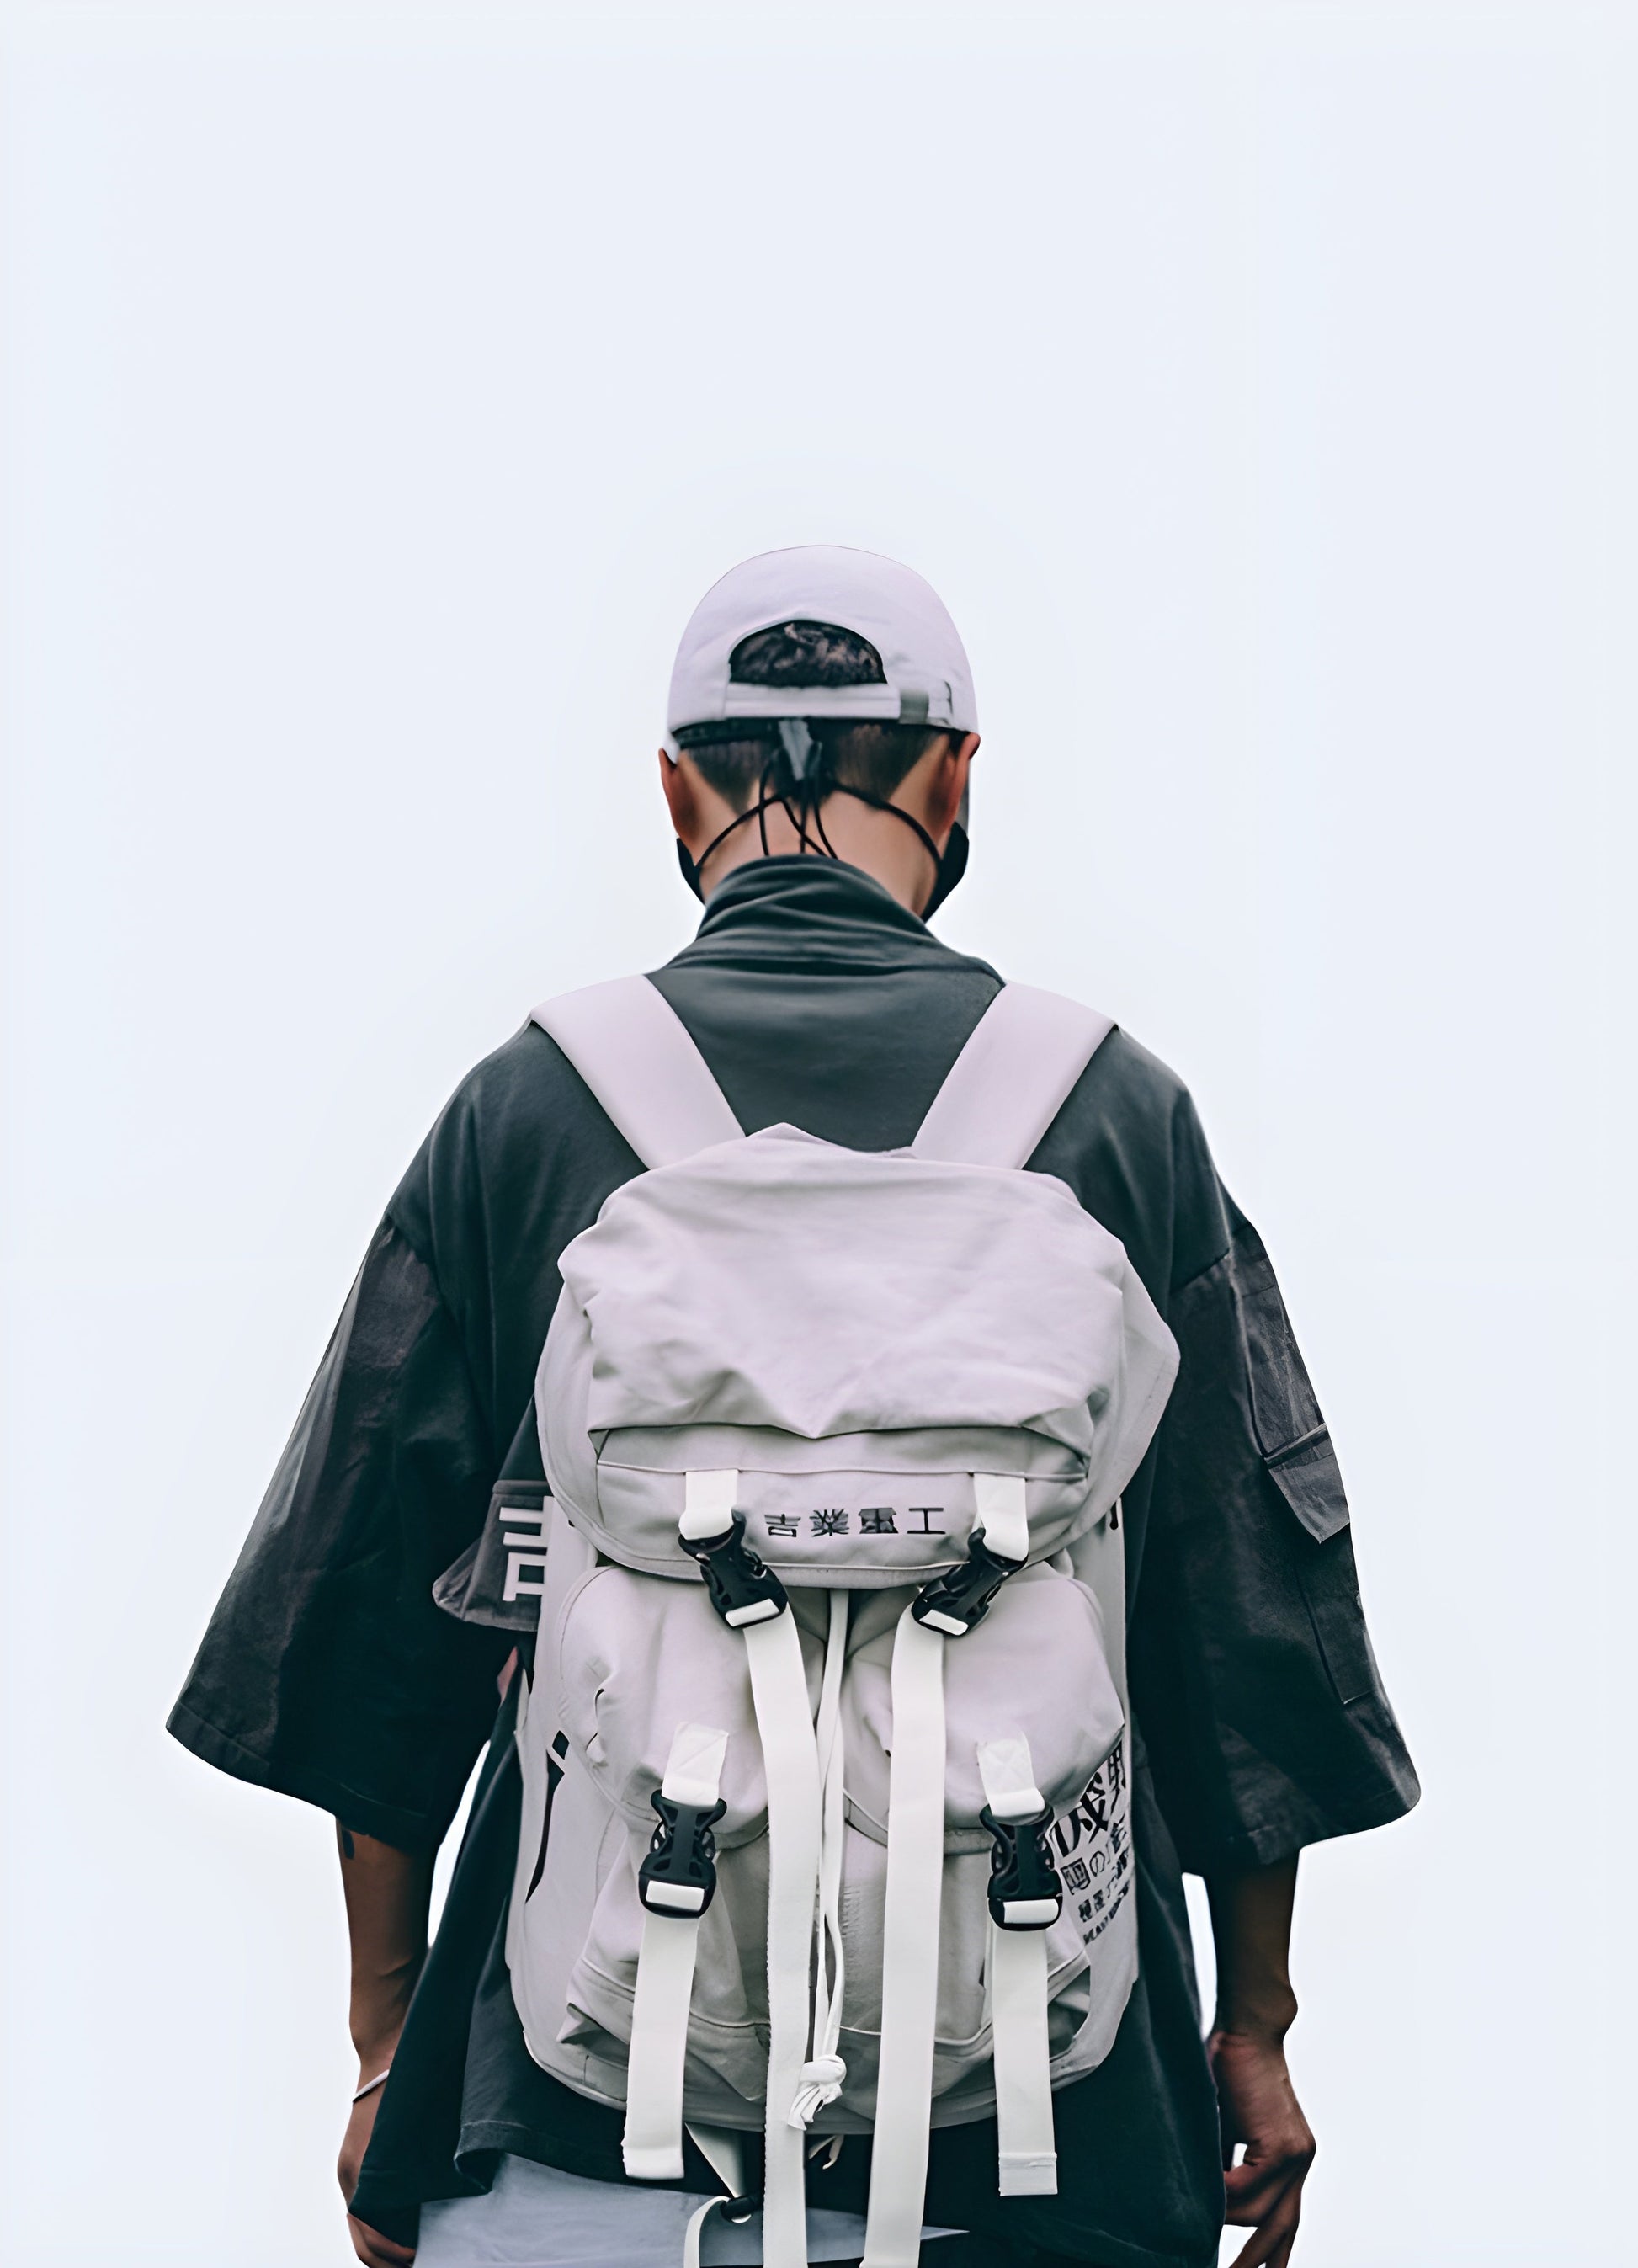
[414,2153,960,2267]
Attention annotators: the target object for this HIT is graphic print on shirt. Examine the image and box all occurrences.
[501,1495,550,1604]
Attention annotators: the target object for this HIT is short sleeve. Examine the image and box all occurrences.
[167,1217,513,1853]
[1130,1195,1420,1874]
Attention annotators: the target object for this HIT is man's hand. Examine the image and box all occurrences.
[338,2073,415,2267]
[1204,1853,1315,2266]
[1210,2023,1316,2268]
[335,1820,434,2268]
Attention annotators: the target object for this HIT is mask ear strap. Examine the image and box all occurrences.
[827,787,968,920]
[681,801,764,898]
[828,786,943,877]
[757,755,774,859]
[921,819,968,918]
[673,733,791,897]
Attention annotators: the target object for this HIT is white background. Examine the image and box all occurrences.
[3,4,1634,2263]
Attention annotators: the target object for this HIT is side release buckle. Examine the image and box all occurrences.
[638,1789,728,1917]
[912,1531,1026,1637]
[980,1802,1063,1931]
[681,1509,789,1628]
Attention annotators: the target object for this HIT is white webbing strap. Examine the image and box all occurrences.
[977,1737,1059,2199]
[911,983,1114,1171]
[861,1610,949,2268]
[976,1734,1044,1830]
[681,1468,738,1541]
[987,1931,1057,2196]
[531,975,743,1170]
[682,1469,783,1628]
[682,2127,750,2268]
[623,1723,729,2181]
[973,1472,1029,1568]
[683,2195,740,2268]
[743,1606,824,2268]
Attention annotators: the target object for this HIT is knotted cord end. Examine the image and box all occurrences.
[787,2051,848,2130]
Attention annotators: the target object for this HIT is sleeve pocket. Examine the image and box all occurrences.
[1263,1429,1378,1707]
[1263,1424,1349,1543]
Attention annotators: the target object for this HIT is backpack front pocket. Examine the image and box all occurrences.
[548,1563,825,1841]
[557,1815,777,2110]
[839,1563,1125,1852]
[545,1564,818,2118]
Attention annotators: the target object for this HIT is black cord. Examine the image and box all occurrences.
[686,769,943,898]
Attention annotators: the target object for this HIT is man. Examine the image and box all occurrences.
[171,546,1417,2268]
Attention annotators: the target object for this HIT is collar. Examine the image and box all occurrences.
[668,855,997,980]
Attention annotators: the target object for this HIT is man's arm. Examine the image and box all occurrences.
[336,1823,435,2268]
[1205,1855,1317,2268]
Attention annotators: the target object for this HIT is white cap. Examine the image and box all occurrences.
[667,545,977,739]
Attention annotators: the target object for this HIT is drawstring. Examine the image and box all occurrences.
[790,1591,850,2132]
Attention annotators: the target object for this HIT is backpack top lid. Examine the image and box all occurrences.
[561,1124,1122,1451]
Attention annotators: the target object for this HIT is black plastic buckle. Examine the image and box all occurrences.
[911,1531,1025,1637]
[681,1509,790,1628]
[980,1802,1063,1931]
[637,1788,727,1917]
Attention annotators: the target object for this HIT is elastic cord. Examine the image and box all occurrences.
[682,782,944,905]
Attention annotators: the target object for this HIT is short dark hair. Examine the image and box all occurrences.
[676,619,953,812]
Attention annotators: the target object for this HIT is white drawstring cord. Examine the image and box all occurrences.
[790,1590,850,2132]
[351,2069,391,2105]
[789,2052,846,2130]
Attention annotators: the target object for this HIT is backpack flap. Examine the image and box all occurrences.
[540,1124,1174,1586]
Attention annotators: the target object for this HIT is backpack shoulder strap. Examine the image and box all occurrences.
[911,982,1114,1169]
[531,976,743,1169]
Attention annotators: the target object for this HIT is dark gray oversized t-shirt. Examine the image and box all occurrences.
[169,858,1418,2268]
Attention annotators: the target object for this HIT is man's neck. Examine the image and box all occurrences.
[702,795,936,914]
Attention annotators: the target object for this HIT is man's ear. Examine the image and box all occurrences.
[921,732,979,845]
[659,747,698,842]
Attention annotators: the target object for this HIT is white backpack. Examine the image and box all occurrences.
[507,975,1179,2267]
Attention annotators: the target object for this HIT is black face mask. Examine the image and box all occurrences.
[674,758,970,921]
